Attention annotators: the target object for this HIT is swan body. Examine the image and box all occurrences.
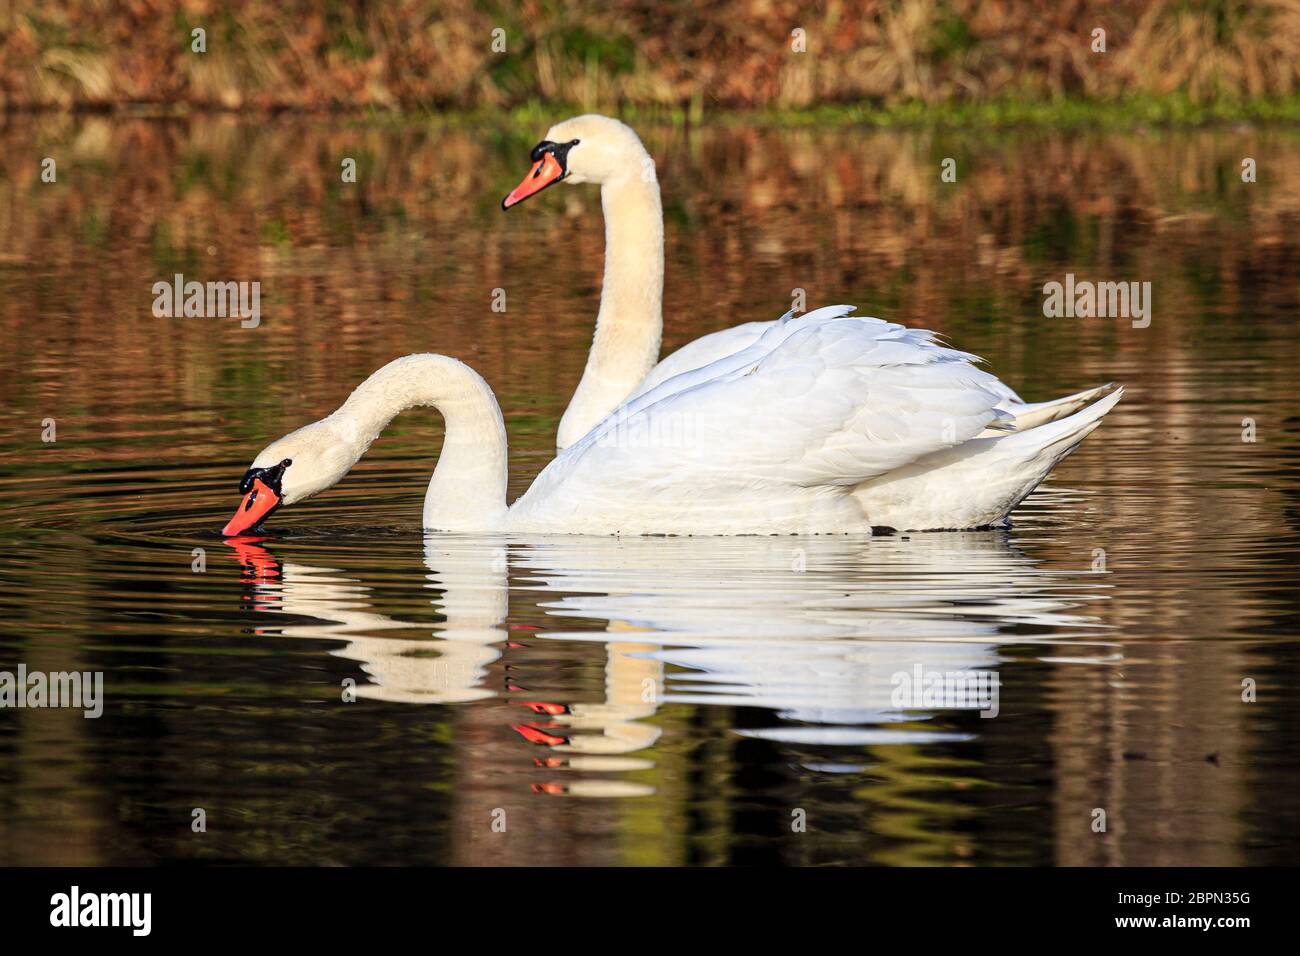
[509,309,1120,534]
[223,312,1121,537]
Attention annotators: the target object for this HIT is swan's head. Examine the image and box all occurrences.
[220,419,359,536]
[501,114,652,209]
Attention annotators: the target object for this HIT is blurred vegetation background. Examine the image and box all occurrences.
[2,0,1298,119]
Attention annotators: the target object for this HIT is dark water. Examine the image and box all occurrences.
[1,116,1298,865]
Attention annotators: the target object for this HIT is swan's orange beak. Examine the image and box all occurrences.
[222,478,282,537]
[512,723,568,747]
[502,152,565,209]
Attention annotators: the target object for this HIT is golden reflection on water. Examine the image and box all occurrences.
[0,115,1297,865]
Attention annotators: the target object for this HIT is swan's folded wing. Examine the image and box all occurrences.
[632,320,773,399]
[528,316,1010,504]
[615,305,863,421]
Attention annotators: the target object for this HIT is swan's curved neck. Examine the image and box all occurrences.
[559,170,664,447]
[332,354,509,531]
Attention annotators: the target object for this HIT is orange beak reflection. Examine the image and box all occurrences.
[222,478,282,537]
[502,152,565,209]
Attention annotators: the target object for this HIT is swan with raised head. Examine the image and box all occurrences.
[501,114,1115,450]
[219,308,1122,536]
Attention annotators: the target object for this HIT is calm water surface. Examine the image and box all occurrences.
[0,116,1298,865]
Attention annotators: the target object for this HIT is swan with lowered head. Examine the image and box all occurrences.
[501,114,1115,450]
[219,308,1122,537]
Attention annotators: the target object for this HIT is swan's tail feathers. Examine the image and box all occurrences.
[999,385,1123,461]
[984,408,1018,433]
[1003,382,1118,432]
[851,386,1122,530]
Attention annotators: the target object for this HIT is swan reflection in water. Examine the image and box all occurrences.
[228,531,1113,794]
[231,537,507,704]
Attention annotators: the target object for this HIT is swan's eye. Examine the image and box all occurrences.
[239,459,291,495]
[546,139,579,171]
[528,140,579,165]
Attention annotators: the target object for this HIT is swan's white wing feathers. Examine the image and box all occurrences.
[630,304,860,401]
[521,315,1010,517]
[632,320,772,398]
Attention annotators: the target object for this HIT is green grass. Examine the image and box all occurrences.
[97,90,1300,131]
[758,93,1300,127]
[511,93,1300,128]
[321,92,1300,130]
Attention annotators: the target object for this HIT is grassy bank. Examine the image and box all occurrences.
[484,94,1300,130]
[3,1,1299,118]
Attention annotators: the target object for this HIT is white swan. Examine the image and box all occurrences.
[220,309,1122,536]
[502,114,1115,450]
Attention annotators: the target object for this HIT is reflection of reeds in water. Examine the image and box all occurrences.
[4,2,1299,110]
[1,116,1297,476]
